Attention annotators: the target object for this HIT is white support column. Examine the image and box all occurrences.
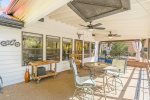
[43,34,46,60]
[60,37,62,61]
[94,41,99,62]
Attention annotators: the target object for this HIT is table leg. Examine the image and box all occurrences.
[54,63,57,79]
[55,63,57,72]
[50,64,52,71]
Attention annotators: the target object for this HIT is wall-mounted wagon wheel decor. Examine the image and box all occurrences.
[0,40,20,47]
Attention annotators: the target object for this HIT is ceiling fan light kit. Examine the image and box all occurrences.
[108,36,113,39]
[107,31,121,39]
[89,28,94,32]
[80,21,105,30]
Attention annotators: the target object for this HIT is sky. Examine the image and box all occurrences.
[0,0,11,11]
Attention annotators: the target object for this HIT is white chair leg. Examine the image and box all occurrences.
[115,78,117,94]
[87,88,94,100]
[73,88,79,99]
[117,77,123,88]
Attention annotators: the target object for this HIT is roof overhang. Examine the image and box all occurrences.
[0,13,24,29]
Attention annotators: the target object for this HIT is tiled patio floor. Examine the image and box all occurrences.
[92,66,150,100]
[0,66,149,100]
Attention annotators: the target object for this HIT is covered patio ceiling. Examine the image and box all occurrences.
[6,0,72,25]
[49,0,150,41]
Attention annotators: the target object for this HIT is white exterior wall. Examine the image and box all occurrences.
[0,18,98,86]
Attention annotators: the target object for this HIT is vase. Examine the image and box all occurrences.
[24,68,30,83]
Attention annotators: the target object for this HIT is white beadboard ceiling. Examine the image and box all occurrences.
[7,0,72,26]
[49,0,150,41]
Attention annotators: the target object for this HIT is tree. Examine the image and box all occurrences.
[110,42,128,57]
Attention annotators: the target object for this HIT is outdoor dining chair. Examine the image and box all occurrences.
[0,76,3,93]
[104,58,127,94]
[71,59,96,100]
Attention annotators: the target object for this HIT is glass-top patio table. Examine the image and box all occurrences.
[84,62,109,100]
[84,62,109,76]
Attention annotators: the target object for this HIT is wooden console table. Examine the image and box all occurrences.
[29,60,59,83]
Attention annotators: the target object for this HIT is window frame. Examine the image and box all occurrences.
[22,31,43,66]
[62,37,73,61]
[46,35,60,61]
[74,39,83,54]
[91,42,95,57]
[74,39,83,60]
[84,41,90,58]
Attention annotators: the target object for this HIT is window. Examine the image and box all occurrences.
[46,35,60,61]
[84,41,90,58]
[22,32,43,65]
[0,0,11,13]
[74,40,83,54]
[62,38,72,60]
[91,42,95,56]
[74,40,83,60]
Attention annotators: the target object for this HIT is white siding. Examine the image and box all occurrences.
[0,18,97,86]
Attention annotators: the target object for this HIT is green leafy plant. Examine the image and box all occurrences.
[110,42,128,57]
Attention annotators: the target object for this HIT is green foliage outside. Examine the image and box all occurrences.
[110,42,128,57]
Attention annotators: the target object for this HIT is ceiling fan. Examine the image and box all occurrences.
[80,22,105,30]
[108,31,121,39]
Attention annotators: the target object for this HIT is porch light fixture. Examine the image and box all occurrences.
[88,28,94,32]
[68,0,130,22]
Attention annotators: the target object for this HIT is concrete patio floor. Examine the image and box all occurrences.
[0,66,149,100]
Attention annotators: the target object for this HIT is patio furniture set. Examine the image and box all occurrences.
[71,57,127,100]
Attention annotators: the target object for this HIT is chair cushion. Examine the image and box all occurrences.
[106,70,120,77]
[104,66,120,77]
[76,76,95,87]
[104,66,118,71]
[112,59,126,73]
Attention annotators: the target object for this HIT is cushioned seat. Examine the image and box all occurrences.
[76,76,95,87]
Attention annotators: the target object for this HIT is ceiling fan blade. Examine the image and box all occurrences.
[112,34,117,36]
[112,34,121,37]
[94,27,105,30]
[80,24,87,27]
[116,35,121,37]
[92,23,102,27]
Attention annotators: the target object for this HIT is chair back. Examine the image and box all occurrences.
[71,59,80,86]
[0,76,3,92]
[71,59,78,76]
[112,58,127,73]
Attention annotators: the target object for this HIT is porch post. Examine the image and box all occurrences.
[94,41,99,62]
